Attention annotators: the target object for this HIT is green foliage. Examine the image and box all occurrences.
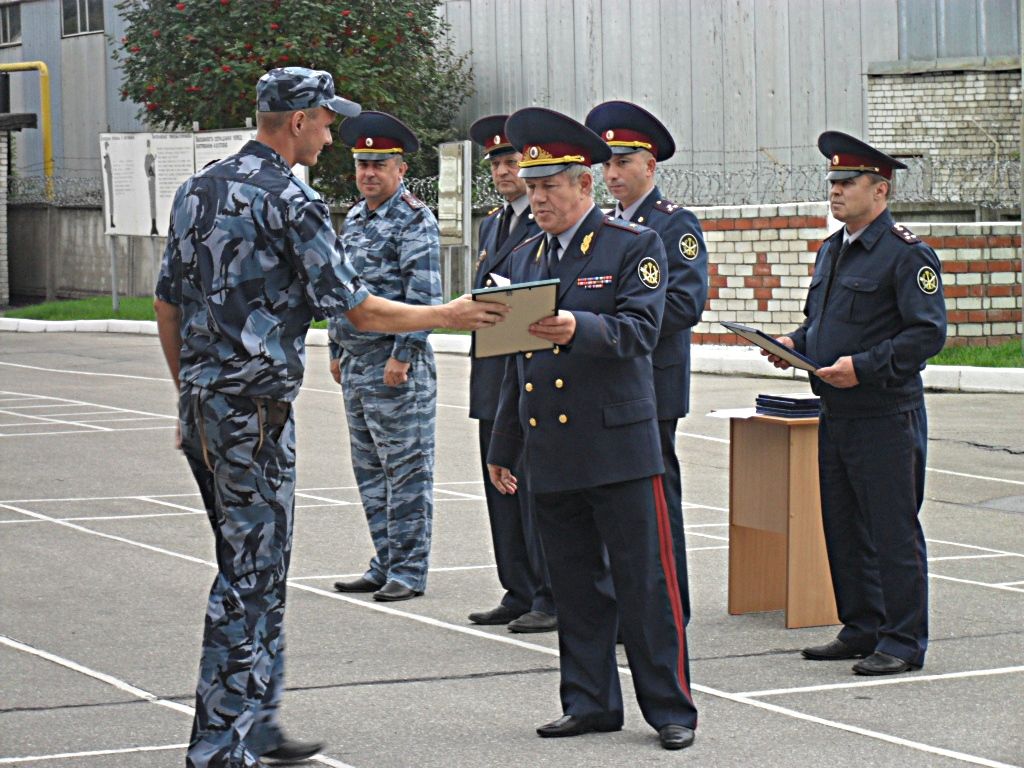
[112,0,473,200]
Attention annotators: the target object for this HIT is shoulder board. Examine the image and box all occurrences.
[603,215,643,234]
[513,232,544,251]
[891,223,920,244]
[401,192,426,210]
[486,206,501,216]
[653,198,683,215]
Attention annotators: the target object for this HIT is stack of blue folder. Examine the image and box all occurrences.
[755,392,820,418]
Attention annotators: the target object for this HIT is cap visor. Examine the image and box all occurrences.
[518,163,576,178]
[324,96,361,117]
[352,152,403,162]
[826,170,864,182]
[609,146,642,155]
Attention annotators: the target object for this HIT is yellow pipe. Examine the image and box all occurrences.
[0,61,53,196]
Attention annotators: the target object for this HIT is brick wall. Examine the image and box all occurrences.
[867,64,1019,159]
[691,201,1022,347]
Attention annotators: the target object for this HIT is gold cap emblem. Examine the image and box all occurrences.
[529,146,540,159]
[365,137,374,148]
[493,134,501,145]
[605,130,614,140]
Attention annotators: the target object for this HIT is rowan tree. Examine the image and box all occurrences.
[113,0,473,200]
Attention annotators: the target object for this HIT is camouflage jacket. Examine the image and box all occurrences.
[155,140,369,401]
[328,183,442,361]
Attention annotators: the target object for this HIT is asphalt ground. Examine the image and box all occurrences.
[1,331,1022,768]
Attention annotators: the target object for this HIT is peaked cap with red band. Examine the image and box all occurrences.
[469,114,516,160]
[505,107,611,179]
[818,130,907,181]
[584,100,676,162]
[340,110,420,160]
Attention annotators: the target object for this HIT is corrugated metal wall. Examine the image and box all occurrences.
[898,0,1020,60]
[441,0,1019,178]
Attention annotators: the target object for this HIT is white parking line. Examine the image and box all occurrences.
[0,743,186,765]
[4,502,1018,768]
[0,634,356,768]
[930,574,1024,593]
[735,665,1024,698]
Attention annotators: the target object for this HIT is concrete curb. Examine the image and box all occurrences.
[1,318,1021,393]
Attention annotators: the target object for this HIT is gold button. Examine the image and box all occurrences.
[558,414,568,424]
[637,216,645,223]
[555,379,564,389]
[525,352,533,359]
[529,417,537,427]
[552,348,560,355]
[525,382,534,392]
[485,279,493,286]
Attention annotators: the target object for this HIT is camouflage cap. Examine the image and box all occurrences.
[256,67,361,117]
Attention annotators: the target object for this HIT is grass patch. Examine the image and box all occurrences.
[931,340,1022,368]
[4,296,156,321]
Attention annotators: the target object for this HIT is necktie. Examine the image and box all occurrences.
[496,204,513,249]
[546,237,561,277]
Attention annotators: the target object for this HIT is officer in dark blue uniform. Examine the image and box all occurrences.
[465,115,555,633]
[768,131,947,676]
[487,108,698,750]
[586,101,708,626]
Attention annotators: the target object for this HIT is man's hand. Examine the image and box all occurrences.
[529,310,576,346]
[329,357,341,385]
[815,356,859,388]
[384,357,410,387]
[488,464,518,495]
[445,295,509,331]
[761,335,795,370]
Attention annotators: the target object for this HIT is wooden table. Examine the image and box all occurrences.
[728,414,839,629]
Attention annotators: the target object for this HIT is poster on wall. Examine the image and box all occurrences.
[99,129,311,237]
[150,133,195,236]
[195,129,309,184]
[99,133,153,237]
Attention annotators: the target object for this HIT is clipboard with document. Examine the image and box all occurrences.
[719,320,821,373]
[472,278,560,358]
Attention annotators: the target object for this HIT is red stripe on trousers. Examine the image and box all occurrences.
[652,475,693,705]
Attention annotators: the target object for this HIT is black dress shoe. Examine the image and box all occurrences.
[801,638,871,661]
[852,651,920,676]
[658,724,695,750]
[508,610,557,633]
[372,581,423,602]
[468,605,524,625]
[262,738,325,764]
[333,576,381,593]
[536,714,622,738]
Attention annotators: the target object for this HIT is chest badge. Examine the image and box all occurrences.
[679,233,699,260]
[580,231,594,255]
[638,257,661,289]
[577,274,613,289]
[917,266,939,295]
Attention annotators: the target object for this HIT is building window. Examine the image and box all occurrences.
[0,4,21,46]
[62,0,103,36]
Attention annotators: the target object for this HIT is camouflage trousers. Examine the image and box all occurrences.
[340,345,436,591]
[178,385,296,768]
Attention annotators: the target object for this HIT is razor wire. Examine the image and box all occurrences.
[10,155,1019,211]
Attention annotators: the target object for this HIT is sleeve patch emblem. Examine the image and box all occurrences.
[917,266,939,295]
[638,257,662,289]
[679,233,699,260]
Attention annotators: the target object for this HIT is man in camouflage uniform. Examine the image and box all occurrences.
[330,113,441,602]
[154,68,506,768]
